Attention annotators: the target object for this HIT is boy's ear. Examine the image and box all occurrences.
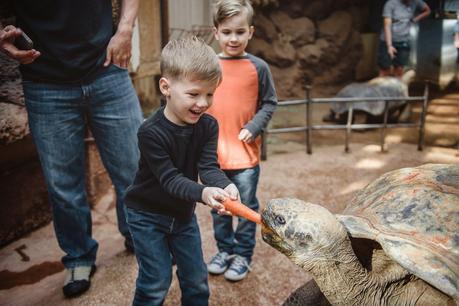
[248,26,254,39]
[213,26,219,41]
[159,77,171,97]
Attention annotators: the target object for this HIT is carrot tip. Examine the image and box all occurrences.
[223,199,261,224]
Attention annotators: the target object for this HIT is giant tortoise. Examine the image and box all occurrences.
[262,164,458,305]
[323,70,415,124]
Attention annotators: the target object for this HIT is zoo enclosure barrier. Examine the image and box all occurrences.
[261,84,429,159]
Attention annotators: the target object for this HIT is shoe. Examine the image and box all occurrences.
[224,255,251,281]
[124,237,135,253]
[63,265,96,298]
[207,251,230,275]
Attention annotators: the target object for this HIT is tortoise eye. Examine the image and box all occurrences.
[275,215,286,225]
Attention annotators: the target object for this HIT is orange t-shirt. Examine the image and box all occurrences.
[208,55,277,170]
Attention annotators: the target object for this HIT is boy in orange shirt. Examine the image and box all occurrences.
[207,0,277,281]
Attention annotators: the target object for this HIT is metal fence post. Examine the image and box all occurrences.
[305,85,312,154]
[261,131,267,161]
[345,106,353,153]
[418,83,429,151]
[380,100,389,152]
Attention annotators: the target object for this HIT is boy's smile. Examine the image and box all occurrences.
[214,10,254,58]
[160,77,219,126]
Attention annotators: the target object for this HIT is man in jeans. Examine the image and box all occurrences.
[0,0,143,298]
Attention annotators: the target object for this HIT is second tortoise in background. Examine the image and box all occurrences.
[323,70,416,124]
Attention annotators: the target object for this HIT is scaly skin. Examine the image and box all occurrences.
[262,198,455,306]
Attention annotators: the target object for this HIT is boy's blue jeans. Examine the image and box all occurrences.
[211,165,260,261]
[22,65,143,268]
[126,209,209,306]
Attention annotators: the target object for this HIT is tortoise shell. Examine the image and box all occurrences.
[337,164,459,300]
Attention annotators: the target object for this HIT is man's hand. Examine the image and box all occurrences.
[224,183,240,201]
[387,45,397,59]
[202,187,232,216]
[0,25,40,64]
[103,27,133,68]
[238,128,254,143]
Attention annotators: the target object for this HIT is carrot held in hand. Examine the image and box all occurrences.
[223,199,261,224]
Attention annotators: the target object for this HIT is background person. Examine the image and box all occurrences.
[378,0,430,77]
[206,0,278,282]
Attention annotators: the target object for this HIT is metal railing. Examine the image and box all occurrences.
[262,84,429,159]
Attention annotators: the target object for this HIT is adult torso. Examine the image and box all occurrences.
[14,0,113,83]
[380,0,425,42]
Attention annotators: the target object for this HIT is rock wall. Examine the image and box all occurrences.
[249,0,369,100]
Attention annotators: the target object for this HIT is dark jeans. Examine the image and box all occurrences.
[23,65,143,268]
[378,40,410,69]
[126,209,209,306]
[211,165,260,261]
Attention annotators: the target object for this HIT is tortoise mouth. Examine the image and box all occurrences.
[261,221,294,257]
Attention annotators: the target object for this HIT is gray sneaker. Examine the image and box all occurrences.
[207,251,230,274]
[224,255,251,281]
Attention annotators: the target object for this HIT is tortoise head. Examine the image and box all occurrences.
[261,198,349,270]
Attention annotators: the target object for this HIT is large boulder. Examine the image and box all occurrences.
[318,10,353,51]
[0,54,28,145]
[251,0,280,8]
[0,103,29,145]
[278,0,306,18]
[270,11,315,47]
[253,12,278,43]
[270,63,305,100]
[303,0,335,20]
[297,44,323,66]
[249,37,296,68]
[247,37,271,59]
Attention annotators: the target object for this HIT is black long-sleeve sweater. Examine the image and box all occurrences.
[125,107,232,221]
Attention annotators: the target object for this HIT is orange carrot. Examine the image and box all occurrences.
[223,199,261,224]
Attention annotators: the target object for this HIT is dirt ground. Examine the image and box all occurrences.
[0,85,458,306]
[1,144,458,306]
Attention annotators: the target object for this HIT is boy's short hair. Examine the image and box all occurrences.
[213,0,254,28]
[160,36,221,84]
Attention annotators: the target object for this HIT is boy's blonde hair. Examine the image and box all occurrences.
[213,0,254,28]
[160,36,221,84]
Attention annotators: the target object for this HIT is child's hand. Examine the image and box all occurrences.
[224,183,240,201]
[238,128,253,143]
[202,187,232,216]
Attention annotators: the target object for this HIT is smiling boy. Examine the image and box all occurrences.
[124,37,239,305]
[206,0,277,282]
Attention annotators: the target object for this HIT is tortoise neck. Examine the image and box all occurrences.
[308,237,377,305]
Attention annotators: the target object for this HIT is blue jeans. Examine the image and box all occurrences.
[211,165,260,261]
[126,209,209,306]
[23,65,143,268]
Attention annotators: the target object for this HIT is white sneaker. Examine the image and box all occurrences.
[224,255,251,281]
[207,251,230,274]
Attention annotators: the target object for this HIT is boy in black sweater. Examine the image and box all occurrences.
[124,37,239,306]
